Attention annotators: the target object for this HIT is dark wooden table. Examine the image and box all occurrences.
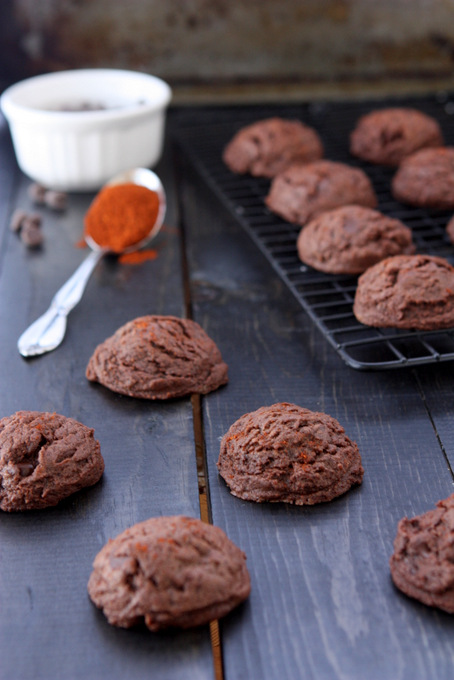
[1,101,454,680]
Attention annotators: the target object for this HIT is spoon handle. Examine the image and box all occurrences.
[18,249,105,357]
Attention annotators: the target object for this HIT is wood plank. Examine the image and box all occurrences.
[412,363,454,474]
[178,151,454,680]
[0,124,214,680]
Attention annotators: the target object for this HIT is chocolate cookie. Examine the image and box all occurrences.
[265,160,377,226]
[392,147,454,209]
[88,515,251,631]
[390,494,454,613]
[350,108,444,166]
[297,205,415,275]
[353,254,454,330]
[86,315,228,400]
[223,117,323,178]
[217,402,363,505]
[0,411,104,511]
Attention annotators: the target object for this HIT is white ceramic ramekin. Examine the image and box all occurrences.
[0,69,172,191]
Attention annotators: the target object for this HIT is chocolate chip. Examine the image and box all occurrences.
[20,221,44,248]
[27,182,47,205]
[25,213,42,228]
[18,462,35,477]
[44,190,67,211]
[9,208,27,232]
[59,101,106,111]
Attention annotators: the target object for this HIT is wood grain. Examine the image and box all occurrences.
[3,100,454,680]
[179,151,454,680]
[0,126,213,680]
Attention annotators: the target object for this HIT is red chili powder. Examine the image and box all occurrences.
[83,183,160,253]
[118,248,158,265]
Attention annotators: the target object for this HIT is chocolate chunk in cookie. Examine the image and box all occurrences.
[223,117,323,178]
[297,205,415,275]
[0,411,104,511]
[86,315,228,400]
[88,515,251,631]
[353,254,454,330]
[217,402,363,505]
[350,108,443,166]
[265,160,377,226]
[390,494,454,613]
[392,147,454,209]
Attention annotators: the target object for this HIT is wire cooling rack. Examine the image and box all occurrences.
[172,96,454,370]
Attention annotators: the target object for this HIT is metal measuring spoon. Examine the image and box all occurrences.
[17,168,166,357]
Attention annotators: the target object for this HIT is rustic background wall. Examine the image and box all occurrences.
[1,0,454,102]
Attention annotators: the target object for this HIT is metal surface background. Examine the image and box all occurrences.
[2,1,454,101]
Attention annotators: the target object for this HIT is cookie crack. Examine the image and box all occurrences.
[17,433,47,477]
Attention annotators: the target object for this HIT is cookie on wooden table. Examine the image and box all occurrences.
[0,410,104,511]
[223,117,323,178]
[353,254,454,330]
[392,147,454,209]
[86,315,228,400]
[390,494,454,613]
[265,160,377,226]
[88,515,251,631]
[217,402,363,505]
[297,205,415,275]
[350,108,444,166]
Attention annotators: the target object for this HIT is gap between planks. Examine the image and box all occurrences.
[176,146,224,680]
[191,393,224,680]
[412,369,454,482]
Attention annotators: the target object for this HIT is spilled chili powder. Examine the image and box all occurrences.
[118,248,158,265]
[84,183,160,253]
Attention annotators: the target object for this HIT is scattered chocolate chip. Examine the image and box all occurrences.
[27,182,47,205]
[9,208,27,232]
[44,190,67,211]
[27,182,68,212]
[20,221,44,248]
[25,213,42,228]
